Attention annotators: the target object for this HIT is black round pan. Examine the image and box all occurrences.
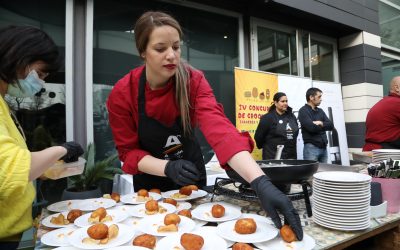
[225,159,319,185]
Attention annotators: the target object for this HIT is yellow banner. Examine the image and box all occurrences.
[234,68,278,160]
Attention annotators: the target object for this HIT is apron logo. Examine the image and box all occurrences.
[165,135,182,148]
[163,135,183,158]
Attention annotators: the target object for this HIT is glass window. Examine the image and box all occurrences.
[93,1,239,161]
[303,34,334,81]
[380,1,400,49]
[256,27,297,75]
[386,0,400,5]
[382,55,400,95]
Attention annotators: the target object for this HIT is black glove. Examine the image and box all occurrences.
[251,175,303,241]
[164,159,200,186]
[60,141,84,163]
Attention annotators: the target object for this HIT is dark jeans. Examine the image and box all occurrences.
[303,143,328,163]
[0,241,19,250]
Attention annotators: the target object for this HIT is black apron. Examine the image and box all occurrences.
[262,112,299,160]
[134,70,206,191]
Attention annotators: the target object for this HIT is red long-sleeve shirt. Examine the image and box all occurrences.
[106,66,253,174]
[363,93,400,151]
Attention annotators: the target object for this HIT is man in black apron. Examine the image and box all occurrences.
[133,70,206,191]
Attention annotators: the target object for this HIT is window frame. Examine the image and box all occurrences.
[250,18,339,82]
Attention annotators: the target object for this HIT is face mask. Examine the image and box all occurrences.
[7,70,45,98]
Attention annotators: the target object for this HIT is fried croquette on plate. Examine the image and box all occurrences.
[180,233,204,250]
[132,234,157,249]
[234,218,257,234]
[211,204,225,218]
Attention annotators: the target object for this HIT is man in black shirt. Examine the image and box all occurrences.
[298,87,333,163]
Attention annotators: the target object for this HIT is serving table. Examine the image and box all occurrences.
[34,183,400,250]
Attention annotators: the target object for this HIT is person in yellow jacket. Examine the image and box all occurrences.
[0,26,83,249]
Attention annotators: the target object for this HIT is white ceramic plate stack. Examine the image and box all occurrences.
[312,171,371,231]
[372,149,400,163]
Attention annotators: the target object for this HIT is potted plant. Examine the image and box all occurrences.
[61,143,123,200]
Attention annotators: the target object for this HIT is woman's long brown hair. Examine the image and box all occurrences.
[134,11,192,136]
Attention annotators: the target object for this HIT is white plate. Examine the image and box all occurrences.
[161,189,208,201]
[47,200,82,213]
[159,201,191,211]
[313,184,370,193]
[67,223,135,249]
[313,195,370,205]
[313,211,370,225]
[216,219,278,243]
[313,191,370,200]
[53,247,80,250]
[240,213,274,225]
[194,226,234,247]
[254,233,316,250]
[313,171,371,183]
[137,214,196,237]
[313,217,370,231]
[193,219,208,230]
[372,149,400,153]
[313,215,371,227]
[313,200,370,211]
[120,192,162,205]
[313,217,370,229]
[312,202,371,215]
[127,203,176,218]
[313,180,371,189]
[112,247,149,250]
[175,202,192,211]
[42,212,75,228]
[314,185,370,193]
[70,198,116,211]
[74,209,128,227]
[121,217,142,231]
[41,226,78,247]
[155,228,227,250]
[192,202,242,222]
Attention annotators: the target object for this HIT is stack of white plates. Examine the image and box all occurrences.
[312,171,371,231]
[372,149,400,163]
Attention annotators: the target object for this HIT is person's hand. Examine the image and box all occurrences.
[164,159,200,186]
[251,175,303,240]
[60,141,84,163]
[313,121,323,127]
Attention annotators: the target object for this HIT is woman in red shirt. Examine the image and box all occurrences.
[107,11,302,240]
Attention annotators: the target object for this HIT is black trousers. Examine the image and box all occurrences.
[0,241,19,250]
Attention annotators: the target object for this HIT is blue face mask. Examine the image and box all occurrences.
[7,70,45,98]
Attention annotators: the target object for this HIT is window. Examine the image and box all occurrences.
[256,27,297,75]
[382,54,400,94]
[303,34,334,81]
[251,20,298,75]
[380,0,400,93]
[251,19,337,81]
[380,0,400,49]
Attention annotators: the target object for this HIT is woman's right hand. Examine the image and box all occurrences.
[250,175,303,241]
[60,141,84,162]
[164,159,200,186]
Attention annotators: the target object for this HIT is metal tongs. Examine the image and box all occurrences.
[367,158,400,178]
